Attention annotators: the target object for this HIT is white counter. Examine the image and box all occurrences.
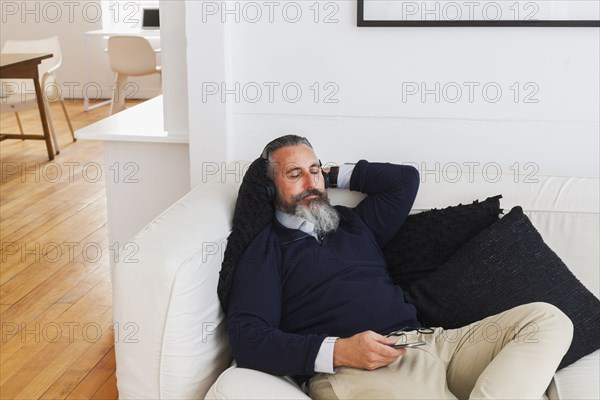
[76,96,187,143]
[76,96,190,276]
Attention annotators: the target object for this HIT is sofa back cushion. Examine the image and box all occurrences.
[330,173,599,298]
[406,206,600,369]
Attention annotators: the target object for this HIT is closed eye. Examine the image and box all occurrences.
[285,163,320,180]
[286,168,301,179]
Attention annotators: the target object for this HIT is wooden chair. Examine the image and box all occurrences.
[107,36,161,115]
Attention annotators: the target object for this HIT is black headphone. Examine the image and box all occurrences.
[264,157,330,201]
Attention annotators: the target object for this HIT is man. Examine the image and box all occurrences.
[227,135,573,399]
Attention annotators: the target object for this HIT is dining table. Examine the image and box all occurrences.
[0,52,55,160]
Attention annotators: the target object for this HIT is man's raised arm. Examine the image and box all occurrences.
[348,160,420,248]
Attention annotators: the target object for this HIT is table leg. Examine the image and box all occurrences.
[33,77,55,160]
[83,33,90,111]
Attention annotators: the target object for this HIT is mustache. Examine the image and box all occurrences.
[293,188,327,203]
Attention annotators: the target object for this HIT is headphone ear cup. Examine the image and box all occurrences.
[266,180,276,200]
[323,171,330,189]
[262,157,276,201]
[318,159,330,189]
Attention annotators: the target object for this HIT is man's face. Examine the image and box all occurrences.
[270,144,327,213]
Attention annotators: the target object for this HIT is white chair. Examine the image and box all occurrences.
[107,36,161,115]
[0,37,75,153]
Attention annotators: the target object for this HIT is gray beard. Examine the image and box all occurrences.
[276,189,340,237]
[294,199,340,238]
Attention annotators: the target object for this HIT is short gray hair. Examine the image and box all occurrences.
[261,135,313,177]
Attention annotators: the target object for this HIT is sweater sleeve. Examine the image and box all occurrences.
[227,227,328,377]
[349,160,420,248]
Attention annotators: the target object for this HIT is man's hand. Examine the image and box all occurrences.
[333,330,406,370]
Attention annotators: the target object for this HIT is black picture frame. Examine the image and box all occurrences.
[357,0,600,27]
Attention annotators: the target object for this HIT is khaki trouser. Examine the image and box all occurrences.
[309,302,573,400]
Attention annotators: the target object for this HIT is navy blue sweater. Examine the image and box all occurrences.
[227,160,421,382]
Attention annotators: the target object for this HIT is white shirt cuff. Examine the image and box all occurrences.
[314,337,339,374]
[336,164,354,189]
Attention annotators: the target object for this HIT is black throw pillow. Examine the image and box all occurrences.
[406,206,600,369]
[218,157,274,312]
[383,195,503,289]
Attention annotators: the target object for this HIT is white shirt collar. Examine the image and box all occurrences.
[275,210,319,239]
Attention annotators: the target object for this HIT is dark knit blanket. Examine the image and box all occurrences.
[218,157,275,312]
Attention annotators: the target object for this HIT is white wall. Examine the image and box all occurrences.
[186,1,599,187]
[159,0,188,136]
[0,0,161,99]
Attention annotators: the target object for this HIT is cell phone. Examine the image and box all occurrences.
[392,341,427,349]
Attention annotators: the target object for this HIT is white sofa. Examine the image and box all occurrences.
[113,163,599,399]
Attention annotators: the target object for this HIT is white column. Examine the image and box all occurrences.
[185,0,233,188]
[159,0,189,137]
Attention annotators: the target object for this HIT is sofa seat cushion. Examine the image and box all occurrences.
[205,366,310,399]
[548,350,600,399]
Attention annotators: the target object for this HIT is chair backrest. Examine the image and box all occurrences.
[1,36,62,79]
[107,36,157,76]
[1,37,62,101]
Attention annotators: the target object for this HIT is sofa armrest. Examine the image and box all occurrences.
[205,365,310,400]
[113,176,241,399]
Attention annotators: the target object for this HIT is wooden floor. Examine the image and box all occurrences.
[1,99,142,400]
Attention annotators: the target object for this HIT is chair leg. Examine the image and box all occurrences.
[44,99,60,155]
[15,112,24,139]
[109,73,128,116]
[60,99,76,141]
